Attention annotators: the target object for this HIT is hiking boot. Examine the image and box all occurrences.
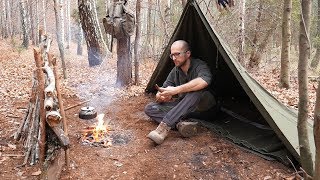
[147,122,171,144]
[176,121,199,138]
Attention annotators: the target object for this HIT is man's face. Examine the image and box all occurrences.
[170,45,190,67]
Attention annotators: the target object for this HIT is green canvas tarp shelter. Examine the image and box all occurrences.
[145,0,315,165]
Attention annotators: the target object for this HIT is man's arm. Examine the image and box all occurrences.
[158,77,208,97]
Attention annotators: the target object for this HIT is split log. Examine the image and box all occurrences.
[34,48,46,164]
[44,96,54,111]
[46,111,69,147]
[46,111,61,127]
[43,62,56,97]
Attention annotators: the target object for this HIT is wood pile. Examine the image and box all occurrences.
[13,31,69,170]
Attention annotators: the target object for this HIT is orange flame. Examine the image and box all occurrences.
[92,114,107,142]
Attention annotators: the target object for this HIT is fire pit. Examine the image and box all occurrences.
[80,114,113,147]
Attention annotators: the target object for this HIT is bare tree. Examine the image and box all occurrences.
[79,0,106,66]
[53,0,67,79]
[297,0,314,176]
[5,0,12,37]
[279,0,292,89]
[313,79,320,179]
[42,0,47,33]
[237,0,246,65]
[134,0,142,85]
[65,0,71,49]
[19,0,30,48]
[310,0,320,69]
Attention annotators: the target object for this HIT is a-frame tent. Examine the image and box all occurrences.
[145,0,315,164]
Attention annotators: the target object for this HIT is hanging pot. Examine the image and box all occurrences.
[79,106,97,120]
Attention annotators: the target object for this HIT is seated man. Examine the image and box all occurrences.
[144,40,214,145]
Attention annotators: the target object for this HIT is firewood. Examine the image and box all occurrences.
[44,96,54,111]
[51,126,70,147]
[46,111,61,127]
[34,48,46,164]
[15,73,38,141]
[43,62,56,96]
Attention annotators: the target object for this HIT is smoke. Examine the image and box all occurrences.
[75,53,117,114]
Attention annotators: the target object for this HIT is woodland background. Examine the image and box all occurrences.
[0,0,319,178]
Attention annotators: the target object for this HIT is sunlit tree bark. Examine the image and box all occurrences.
[279,0,292,89]
[79,0,106,66]
[42,0,47,33]
[134,0,142,85]
[65,0,71,49]
[313,80,320,179]
[310,0,320,69]
[237,0,246,65]
[297,0,314,176]
[53,0,67,79]
[19,0,30,48]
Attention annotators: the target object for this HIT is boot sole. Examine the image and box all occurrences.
[178,122,199,138]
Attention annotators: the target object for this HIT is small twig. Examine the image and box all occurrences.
[6,115,21,119]
[65,100,90,111]
[2,154,25,157]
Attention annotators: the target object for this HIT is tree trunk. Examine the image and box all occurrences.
[248,24,277,70]
[5,0,12,37]
[313,79,320,179]
[279,0,292,89]
[157,0,170,48]
[29,2,35,45]
[19,0,29,48]
[53,0,67,79]
[297,0,314,176]
[134,0,141,85]
[2,0,8,38]
[42,0,47,33]
[116,36,131,86]
[35,0,39,45]
[237,0,246,65]
[77,20,83,55]
[310,0,320,69]
[248,0,262,69]
[181,0,187,7]
[78,0,106,67]
[65,0,71,49]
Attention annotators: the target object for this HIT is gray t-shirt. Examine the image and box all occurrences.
[162,58,212,99]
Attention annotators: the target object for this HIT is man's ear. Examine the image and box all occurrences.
[186,51,191,57]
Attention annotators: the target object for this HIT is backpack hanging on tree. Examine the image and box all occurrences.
[103,0,135,39]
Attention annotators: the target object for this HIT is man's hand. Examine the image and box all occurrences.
[158,86,180,97]
[156,91,172,102]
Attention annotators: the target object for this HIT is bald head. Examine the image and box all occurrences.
[171,40,190,52]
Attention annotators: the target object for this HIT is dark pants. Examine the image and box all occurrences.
[144,91,202,128]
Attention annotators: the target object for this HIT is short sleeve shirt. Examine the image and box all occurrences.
[162,58,212,98]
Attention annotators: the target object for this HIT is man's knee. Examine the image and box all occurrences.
[144,102,159,116]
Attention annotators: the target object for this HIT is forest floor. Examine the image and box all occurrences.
[0,39,317,179]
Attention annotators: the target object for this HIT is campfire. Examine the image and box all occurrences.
[80,114,113,147]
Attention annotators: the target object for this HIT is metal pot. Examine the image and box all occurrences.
[79,106,97,120]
